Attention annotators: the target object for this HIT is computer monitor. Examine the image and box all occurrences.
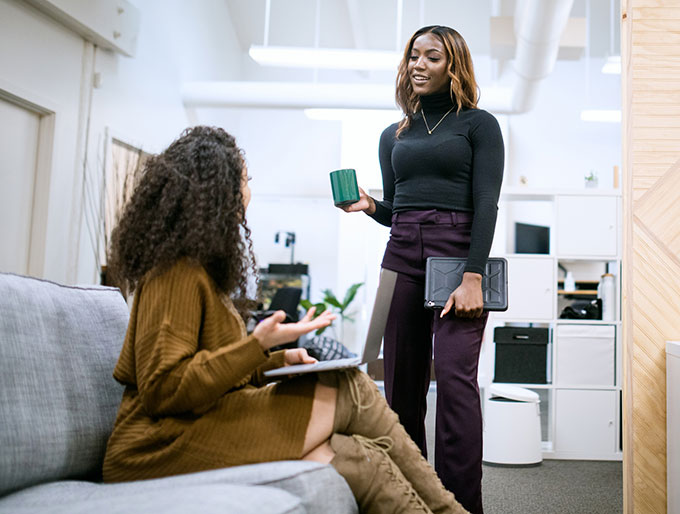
[515,222,550,254]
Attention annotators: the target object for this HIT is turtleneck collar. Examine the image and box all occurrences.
[419,91,455,113]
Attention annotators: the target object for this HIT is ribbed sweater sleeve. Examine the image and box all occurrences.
[114,263,269,417]
[250,350,287,386]
[465,111,505,275]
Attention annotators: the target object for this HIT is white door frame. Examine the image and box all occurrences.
[0,84,55,278]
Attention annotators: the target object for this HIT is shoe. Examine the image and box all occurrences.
[322,369,469,514]
[330,433,433,514]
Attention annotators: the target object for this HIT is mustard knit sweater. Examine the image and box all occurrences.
[103,259,316,482]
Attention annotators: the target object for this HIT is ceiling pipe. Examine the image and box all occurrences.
[511,0,574,113]
[182,81,397,110]
[182,0,574,114]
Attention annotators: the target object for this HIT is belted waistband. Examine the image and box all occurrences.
[391,209,474,225]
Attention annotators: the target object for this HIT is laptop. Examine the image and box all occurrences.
[264,268,397,377]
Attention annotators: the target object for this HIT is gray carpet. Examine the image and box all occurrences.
[481,460,622,514]
[423,389,623,514]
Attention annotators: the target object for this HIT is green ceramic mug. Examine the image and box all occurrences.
[330,168,360,206]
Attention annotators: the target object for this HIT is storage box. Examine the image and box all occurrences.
[494,327,550,384]
[555,324,615,386]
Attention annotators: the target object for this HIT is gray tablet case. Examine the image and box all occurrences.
[424,257,508,312]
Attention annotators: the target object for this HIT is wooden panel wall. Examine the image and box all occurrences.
[623,1,680,512]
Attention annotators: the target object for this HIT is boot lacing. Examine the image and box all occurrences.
[352,434,433,513]
[341,370,458,511]
[341,369,377,413]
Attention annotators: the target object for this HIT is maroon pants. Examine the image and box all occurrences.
[381,210,487,514]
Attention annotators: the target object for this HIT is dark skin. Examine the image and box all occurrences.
[341,33,484,319]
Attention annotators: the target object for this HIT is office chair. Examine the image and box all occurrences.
[252,287,303,351]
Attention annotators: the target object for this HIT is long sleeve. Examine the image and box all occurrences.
[113,262,269,417]
[250,349,287,386]
[465,112,505,275]
[368,123,398,227]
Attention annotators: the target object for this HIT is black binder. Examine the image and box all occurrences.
[424,257,508,312]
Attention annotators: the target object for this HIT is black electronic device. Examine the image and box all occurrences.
[424,257,508,312]
[515,222,550,254]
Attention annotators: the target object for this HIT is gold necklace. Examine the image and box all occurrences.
[421,106,455,135]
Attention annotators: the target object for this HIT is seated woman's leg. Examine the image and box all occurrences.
[327,369,469,514]
[301,382,336,463]
[303,380,432,513]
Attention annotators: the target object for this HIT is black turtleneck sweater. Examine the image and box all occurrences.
[370,92,504,275]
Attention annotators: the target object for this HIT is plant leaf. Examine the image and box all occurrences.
[322,289,343,309]
[300,300,327,319]
[342,282,364,309]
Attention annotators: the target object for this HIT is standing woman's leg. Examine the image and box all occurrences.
[382,271,434,456]
[432,313,488,514]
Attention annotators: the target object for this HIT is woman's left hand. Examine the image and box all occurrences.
[441,272,484,319]
[283,348,318,366]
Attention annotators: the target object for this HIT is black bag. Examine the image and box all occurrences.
[424,257,508,311]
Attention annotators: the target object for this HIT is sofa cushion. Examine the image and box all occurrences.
[0,484,304,514]
[0,272,129,496]
[0,461,357,514]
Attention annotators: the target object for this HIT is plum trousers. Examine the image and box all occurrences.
[381,209,488,514]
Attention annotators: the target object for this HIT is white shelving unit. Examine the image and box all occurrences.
[488,187,623,461]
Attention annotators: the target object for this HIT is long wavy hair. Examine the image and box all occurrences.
[107,126,257,318]
[395,25,479,137]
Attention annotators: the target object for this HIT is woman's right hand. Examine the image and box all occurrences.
[253,307,336,351]
[339,187,376,215]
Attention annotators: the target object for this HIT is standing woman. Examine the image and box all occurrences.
[342,26,504,513]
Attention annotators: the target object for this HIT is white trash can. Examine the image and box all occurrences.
[482,384,542,466]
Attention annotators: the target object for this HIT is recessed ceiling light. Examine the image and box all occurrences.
[248,45,401,71]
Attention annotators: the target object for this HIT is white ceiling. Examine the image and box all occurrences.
[224,0,619,64]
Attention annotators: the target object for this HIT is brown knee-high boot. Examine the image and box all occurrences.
[321,369,469,514]
[329,433,433,514]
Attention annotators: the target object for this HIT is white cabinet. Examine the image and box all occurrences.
[497,256,554,321]
[555,324,616,386]
[490,188,622,461]
[555,389,617,457]
[556,196,618,257]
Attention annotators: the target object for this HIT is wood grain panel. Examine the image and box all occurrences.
[623,0,680,512]
[631,104,680,115]
[633,115,680,128]
[632,7,680,19]
[632,79,680,92]
[631,151,680,164]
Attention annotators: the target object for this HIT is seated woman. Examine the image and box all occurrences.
[102,126,468,514]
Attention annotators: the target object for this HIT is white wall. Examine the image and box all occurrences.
[506,58,621,189]
[0,0,89,282]
[74,0,244,284]
[0,0,245,284]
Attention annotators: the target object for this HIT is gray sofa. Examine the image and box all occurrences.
[0,271,357,514]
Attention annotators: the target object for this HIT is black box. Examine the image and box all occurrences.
[493,327,550,384]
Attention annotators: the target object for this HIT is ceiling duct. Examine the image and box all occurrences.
[510,0,575,113]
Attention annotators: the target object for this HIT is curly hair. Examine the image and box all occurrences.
[395,25,479,137]
[107,126,257,317]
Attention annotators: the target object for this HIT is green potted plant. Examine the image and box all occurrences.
[584,169,598,188]
[300,282,364,341]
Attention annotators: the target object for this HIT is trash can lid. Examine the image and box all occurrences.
[489,384,540,403]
